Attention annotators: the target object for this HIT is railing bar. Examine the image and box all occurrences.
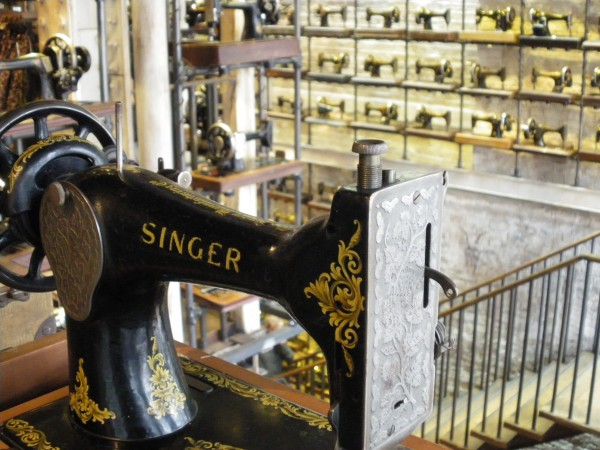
[494,285,506,381]
[533,273,553,431]
[562,263,576,365]
[551,265,574,411]
[440,254,600,318]
[465,303,479,447]
[443,313,454,397]
[534,273,548,371]
[435,356,444,442]
[548,268,562,366]
[440,231,600,305]
[497,287,517,438]
[449,309,465,441]
[516,279,535,424]
[586,287,600,424]
[570,260,592,419]
[481,294,498,433]
[506,287,519,377]
[480,297,492,389]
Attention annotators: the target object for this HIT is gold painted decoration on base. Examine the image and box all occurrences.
[180,358,332,431]
[69,358,116,424]
[184,437,244,450]
[147,336,187,418]
[304,220,364,377]
[5,418,59,450]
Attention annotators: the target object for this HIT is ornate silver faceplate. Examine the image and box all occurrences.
[364,172,446,450]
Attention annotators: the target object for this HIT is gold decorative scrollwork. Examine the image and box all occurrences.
[180,358,332,431]
[147,336,186,418]
[304,220,364,377]
[69,358,116,424]
[4,419,59,450]
[184,437,244,450]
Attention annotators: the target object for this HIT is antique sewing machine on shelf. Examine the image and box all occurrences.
[531,66,573,93]
[318,52,350,74]
[475,6,516,31]
[366,7,400,29]
[416,59,453,84]
[314,4,347,27]
[472,112,513,138]
[415,8,450,30]
[0,100,455,450]
[364,102,399,125]
[470,63,506,89]
[363,55,398,78]
[529,8,571,37]
[522,117,567,147]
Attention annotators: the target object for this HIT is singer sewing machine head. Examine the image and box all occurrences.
[316,96,345,119]
[590,66,600,90]
[472,112,513,138]
[363,54,398,77]
[529,8,572,36]
[277,95,300,112]
[522,117,567,147]
[475,6,516,31]
[314,4,347,27]
[0,100,455,450]
[318,52,350,74]
[204,119,273,173]
[366,6,400,28]
[415,8,450,30]
[531,66,573,93]
[470,63,506,89]
[364,101,399,124]
[416,58,453,83]
[414,106,451,130]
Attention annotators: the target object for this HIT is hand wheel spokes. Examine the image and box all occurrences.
[0,100,115,292]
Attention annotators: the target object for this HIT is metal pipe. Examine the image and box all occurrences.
[96,0,110,102]
[171,0,185,170]
[515,279,535,424]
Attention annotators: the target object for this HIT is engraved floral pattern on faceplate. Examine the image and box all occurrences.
[368,179,444,448]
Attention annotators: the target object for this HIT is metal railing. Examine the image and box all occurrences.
[272,352,329,400]
[424,252,600,448]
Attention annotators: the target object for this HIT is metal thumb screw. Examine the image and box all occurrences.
[352,139,387,190]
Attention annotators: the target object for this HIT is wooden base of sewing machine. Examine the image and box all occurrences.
[455,132,515,150]
[0,334,445,450]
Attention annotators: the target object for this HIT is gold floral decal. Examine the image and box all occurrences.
[8,136,88,193]
[4,419,59,450]
[69,358,116,424]
[147,336,186,418]
[304,220,364,378]
[180,358,332,431]
[184,437,243,449]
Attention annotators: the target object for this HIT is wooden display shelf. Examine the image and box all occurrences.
[518,90,575,105]
[191,159,303,192]
[513,143,577,158]
[457,87,515,99]
[581,95,600,108]
[350,76,403,87]
[458,30,519,45]
[304,116,348,127]
[519,35,582,50]
[306,72,353,84]
[349,120,403,133]
[582,40,600,51]
[354,28,407,40]
[181,38,300,68]
[406,30,459,42]
[402,80,459,92]
[302,26,353,38]
[2,102,114,140]
[263,25,295,36]
[405,127,456,141]
[266,67,308,79]
[267,110,299,121]
[455,132,515,149]
[579,148,600,163]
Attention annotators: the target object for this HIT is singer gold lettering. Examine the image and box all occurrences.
[140,222,241,273]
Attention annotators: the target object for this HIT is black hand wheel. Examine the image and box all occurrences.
[0,100,115,292]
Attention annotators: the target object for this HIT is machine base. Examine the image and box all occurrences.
[1,357,335,450]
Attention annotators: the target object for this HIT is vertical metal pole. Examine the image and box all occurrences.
[171,0,185,170]
[96,0,110,102]
[293,0,302,227]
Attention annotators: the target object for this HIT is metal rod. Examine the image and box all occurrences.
[96,0,109,102]
[115,101,123,175]
[171,0,185,170]
[515,279,535,424]
[187,86,199,171]
[533,273,552,431]
[464,303,478,447]
[449,309,465,441]
[587,289,600,424]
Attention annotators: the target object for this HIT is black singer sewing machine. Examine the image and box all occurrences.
[0,100,455,450]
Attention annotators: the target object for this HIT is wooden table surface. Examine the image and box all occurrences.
[0,332,447,450]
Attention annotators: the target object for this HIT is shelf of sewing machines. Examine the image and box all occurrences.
[260,1,600,167]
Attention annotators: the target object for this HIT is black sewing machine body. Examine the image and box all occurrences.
[0,101,452,450]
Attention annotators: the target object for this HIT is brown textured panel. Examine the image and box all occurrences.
[39,182,103,321]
